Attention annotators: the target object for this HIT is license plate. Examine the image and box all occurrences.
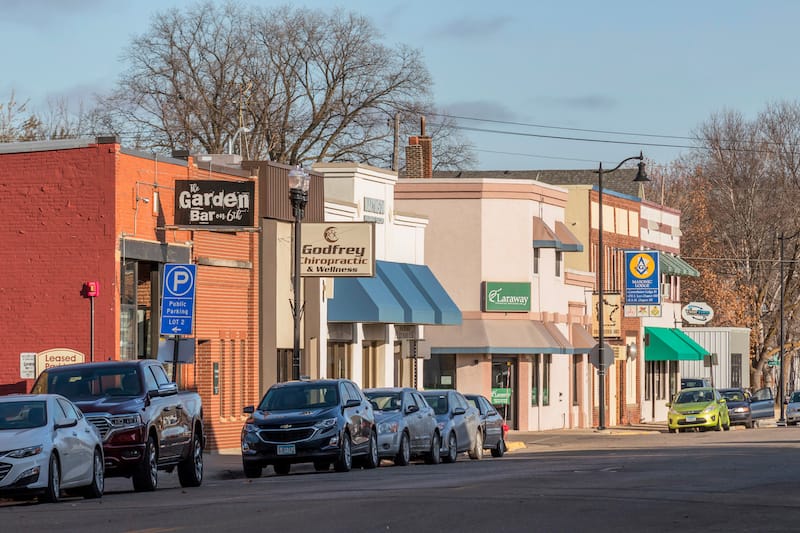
[277,444,296,455]
[685,416,697,422]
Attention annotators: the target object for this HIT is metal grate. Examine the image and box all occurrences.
[85,415,111,440]
[258,428,315,443]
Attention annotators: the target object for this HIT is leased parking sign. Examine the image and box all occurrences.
[624,251,660,305]
[160,264,197,335]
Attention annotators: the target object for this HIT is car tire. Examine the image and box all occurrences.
[395,432,411,466]
[363,429,379,469]
[133,435,158,492]
[491,438,506,458]
[40,454,61,503]
[745,419,754,429]
[442,432,458,464]
[243,461,262,478]
[273,463,291,476]
[425,432,441,465]
[668,427,677,434]
[313,461,330,472]
[469,431,483,460]
[334,432,352,472]
[714,417,722,432]
[81,448,104,499]
[178,431,204,487]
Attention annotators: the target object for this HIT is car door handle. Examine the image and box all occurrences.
[176,404,184,410]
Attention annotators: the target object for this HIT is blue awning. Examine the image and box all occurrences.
[400,263,461,325]
[328,275,406,323]
[328,261,461,325]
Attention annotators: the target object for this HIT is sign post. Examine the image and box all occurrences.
[160,264,197,382]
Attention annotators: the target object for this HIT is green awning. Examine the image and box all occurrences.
[659,253,700,277]
[644,327,709,361]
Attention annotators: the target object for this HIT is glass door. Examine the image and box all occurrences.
[492,358,517,429]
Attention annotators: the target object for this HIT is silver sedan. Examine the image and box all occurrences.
[364,388,441,466]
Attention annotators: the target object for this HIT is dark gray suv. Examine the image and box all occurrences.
[241,379,378,476]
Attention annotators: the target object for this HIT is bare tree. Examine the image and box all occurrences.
[672,104,800,388]
[96,1,475,169]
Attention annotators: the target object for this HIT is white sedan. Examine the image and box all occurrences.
[0,394,104,503]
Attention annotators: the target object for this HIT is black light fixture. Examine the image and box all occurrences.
[595,151,648,430]
[288,166,311,381]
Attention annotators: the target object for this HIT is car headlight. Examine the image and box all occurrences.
[378,421,399,434]
[314,418,337,430]
[702,404,717,414]
[6,445,43,459]
[110,413,142,428]
[244,423,259,433]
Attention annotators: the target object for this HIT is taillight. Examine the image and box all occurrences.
[502,423,509,436]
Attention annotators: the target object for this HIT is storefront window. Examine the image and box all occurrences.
[423,354,456,389]
[572,355,580,406]
[543,354,551,406]
[531,354,540,406]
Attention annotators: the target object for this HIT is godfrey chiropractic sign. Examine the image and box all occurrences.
[174,180,255,227]
[482,282,531,312]
[301,222,375,277]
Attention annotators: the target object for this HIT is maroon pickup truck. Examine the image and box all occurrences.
[31,360,204,491]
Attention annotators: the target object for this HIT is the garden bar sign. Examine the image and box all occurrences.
[174,180,255,228]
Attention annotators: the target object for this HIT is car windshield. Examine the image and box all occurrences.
[675,390,714,404]
[0,400,47,429]
[259,384,339,411]
[364,391,402,411]
[722,390,745,402]
[423,394,449,415]
[791,392,800,403]
[682,379,705,388]
[33,368,142,398]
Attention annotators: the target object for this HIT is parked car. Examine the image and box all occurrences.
[364,387,441,466]
[719,387,774,428]
[241,379,378,477]
[681,377,712,389]
[464,393,507,458]
[786,391,800,425]
[0,394,104,503]
[667,387,731,433]
[421,390,480,463]
[31,360,205,492]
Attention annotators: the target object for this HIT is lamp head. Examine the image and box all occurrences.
[633,152,649,182]
[288,166,311,192]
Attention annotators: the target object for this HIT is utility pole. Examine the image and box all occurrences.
[392,113,400,171]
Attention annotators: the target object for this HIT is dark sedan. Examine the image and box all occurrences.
[719,388,754,428]
[240,379,379,476]
[464,393,507,458]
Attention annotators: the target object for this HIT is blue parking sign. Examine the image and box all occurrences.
[624,251,660,305]
[160,264,197,335]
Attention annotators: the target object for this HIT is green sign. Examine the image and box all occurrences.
[491,388,512,405]
[483,282,531,312]
[768,359,780,367]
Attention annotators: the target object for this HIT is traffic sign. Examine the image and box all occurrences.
[160,263,197,336]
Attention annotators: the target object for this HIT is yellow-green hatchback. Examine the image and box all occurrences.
[667,387,731,433]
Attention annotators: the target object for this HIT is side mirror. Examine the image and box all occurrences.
[719,398,727,403]
[150,382,178,397]
[243,405,255,414]
[665,402,672,408]
[406,404,419,414]
[55,418,78,430]
[452,407,466,416]
[345,399,361,408]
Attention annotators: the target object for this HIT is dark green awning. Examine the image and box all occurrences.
[660,253,699,277]
[644,327,708,361]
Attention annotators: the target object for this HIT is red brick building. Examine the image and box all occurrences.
[0,137,263,450]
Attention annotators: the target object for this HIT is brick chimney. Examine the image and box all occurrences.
[404,117,433,178]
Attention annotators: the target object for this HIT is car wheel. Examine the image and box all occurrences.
[82,448,104,499]
[714,417,722,432]
[442,432,458,464]
[425,432,441,465]
[242,461,262,478]
[668,427,677,434]
[133,435,158,492]
[723,419,731,431]
[469,431,483,460]
[364,429,379,469]
[334,432,352,472]
[395,432,411,466]
[273,463,291,476]
[491,438,506,458]
[40,454,61,503]
[746,419,754,429]
[178,431,204,487]
[314,461,330,472]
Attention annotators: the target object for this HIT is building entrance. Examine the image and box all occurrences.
[491,358,518,429]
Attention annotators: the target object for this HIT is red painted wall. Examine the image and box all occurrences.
[0,142,118,392]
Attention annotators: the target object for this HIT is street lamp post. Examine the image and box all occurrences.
[288,166,311,381]
[595,152,648,430]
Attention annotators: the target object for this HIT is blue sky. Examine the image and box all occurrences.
[2,0,798,171]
